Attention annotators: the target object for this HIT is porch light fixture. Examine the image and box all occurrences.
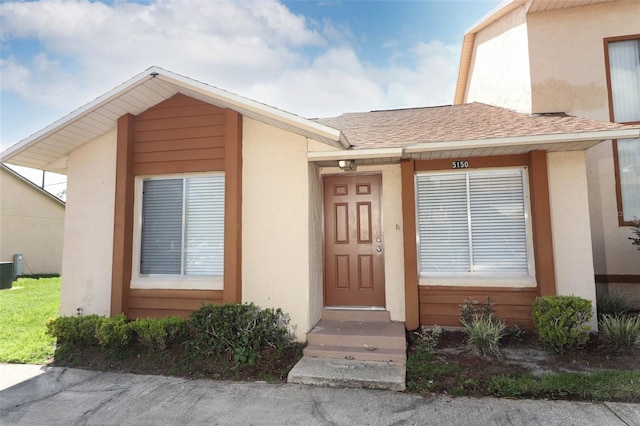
[338,159,356,171]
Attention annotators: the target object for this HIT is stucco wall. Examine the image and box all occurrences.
[465,5,532,112]
[527,0,640,279]
[307,163,324,330]
[242,118,313,340]
[548,151,598,328]
[320,164,406,322]
[527,0,639,119]
[0,168,65,274]
[60,130,117,317]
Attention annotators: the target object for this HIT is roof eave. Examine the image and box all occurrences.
[1,66,348,167]
[403,128,640,154]
[307,147,403,162]
[0,69,154,164]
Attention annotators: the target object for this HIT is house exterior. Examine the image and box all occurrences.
[454,0,640,302]
[0,164,65,275]
[1,67,637,337]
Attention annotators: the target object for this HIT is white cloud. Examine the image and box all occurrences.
[1,0,462,126]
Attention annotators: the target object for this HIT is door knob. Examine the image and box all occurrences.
[376,247,382,252]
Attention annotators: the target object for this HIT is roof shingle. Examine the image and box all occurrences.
[315,102,632,149]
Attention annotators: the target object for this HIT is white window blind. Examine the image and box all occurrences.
[140,179,183,275]
[417,169,529,275]
[608,38,640,222]
[140,175,225,276]
[617,138,640,222]
[608,39,640,123]
[185,176,225,276]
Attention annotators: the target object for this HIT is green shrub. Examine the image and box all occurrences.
[413,325,442,357]
[597,292,632,319]
[460,314,506,359]
[95,314,131,348]
[130,317,188,350]
[46,315,102,347]
[599,314,640,352]
[533,296,592,354]
[187,303,294,367]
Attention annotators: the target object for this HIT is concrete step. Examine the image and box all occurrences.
[304,344,406,362]
[287,357,406,391]
[307,320,406,350]
[321,309,390,322]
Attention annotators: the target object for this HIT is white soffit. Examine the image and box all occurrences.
[1,67,347,171]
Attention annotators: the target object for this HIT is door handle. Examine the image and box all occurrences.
[376,247,382,253]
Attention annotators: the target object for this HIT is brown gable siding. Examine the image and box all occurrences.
[132,94,227,176]
[111,94,242,320]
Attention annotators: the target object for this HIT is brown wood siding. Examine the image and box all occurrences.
[403,152,556,330]
[128,289,223,319]
[419,286,538,329]
[132,94,226,175]
[111,94,242,320]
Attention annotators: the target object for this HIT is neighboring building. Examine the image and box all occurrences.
[454,0,640,302]
[0,164,65,275]
[1,67,637,336]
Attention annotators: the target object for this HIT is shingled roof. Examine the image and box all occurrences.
[315,102,632,150]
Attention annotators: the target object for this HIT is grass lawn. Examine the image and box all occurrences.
[0,277,60,364]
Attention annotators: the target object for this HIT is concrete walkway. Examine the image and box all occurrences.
[1,364,639,425]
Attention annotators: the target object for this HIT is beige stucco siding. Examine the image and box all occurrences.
[308,163,324,330]
[60,130,117,317]
[465,5,532,113]
[320,164,406,322]
[242,118,314,340]
[527,0,639,119]
[527,1,640,278]
[0,168,65,274]
[547,151,598,327]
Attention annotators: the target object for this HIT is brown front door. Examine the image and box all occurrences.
[323,174,385,307]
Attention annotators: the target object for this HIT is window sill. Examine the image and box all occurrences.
[130,276,224,291]
[419,275,536,288]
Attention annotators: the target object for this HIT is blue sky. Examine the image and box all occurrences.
[0,0,500,192]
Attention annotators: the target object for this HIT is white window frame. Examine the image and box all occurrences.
[416,166,536,287]
[131,172,225,290]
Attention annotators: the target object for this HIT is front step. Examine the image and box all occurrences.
[289,312,407,391]
[287,357,406,391]
[304,344,406,362]
[303,318,406,362]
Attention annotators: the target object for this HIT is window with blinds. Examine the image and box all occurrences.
[606,37,640,223]
[416,169,530,276]
[140,175,225,277]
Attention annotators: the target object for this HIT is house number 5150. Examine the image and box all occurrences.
[452,161,469,169]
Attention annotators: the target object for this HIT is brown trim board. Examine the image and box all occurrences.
[595,274,640,284]
[111,114,135,316]
[401,159,419,330]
